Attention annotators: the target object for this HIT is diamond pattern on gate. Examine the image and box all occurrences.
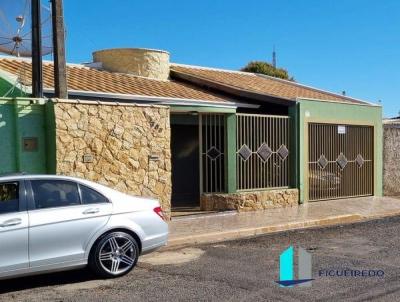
[256,143,272,162]
[355,154,365,167]
[238,144,252,161]
[336,153,348,170]
[277,144,289,160]
[206,147,221,160]
[317,154,329,169]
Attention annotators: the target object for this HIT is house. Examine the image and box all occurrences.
[0,48,383,219]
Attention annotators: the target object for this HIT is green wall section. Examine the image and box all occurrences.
[225,113,237,193]
[0,78,27,98]
[0,99,18,172]
[45,101,57,173]
[288,105,299,189]
[16,102,47,173]
[297,98,383,202]
[0,98,51,174]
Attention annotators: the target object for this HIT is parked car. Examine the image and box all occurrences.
[0,174,168,280]
[309,169,341,192]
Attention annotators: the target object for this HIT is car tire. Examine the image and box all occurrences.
[89,231,139,278]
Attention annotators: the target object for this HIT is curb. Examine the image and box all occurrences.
[165,214,366,249]
[363,210,400,221]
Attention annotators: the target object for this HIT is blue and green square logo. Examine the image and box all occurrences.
[276,246,314,287]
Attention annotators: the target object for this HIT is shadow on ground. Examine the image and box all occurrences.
[0,268,102,294]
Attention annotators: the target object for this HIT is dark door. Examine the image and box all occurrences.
[171,122,200,208]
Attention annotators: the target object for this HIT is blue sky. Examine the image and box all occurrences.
[63,0,399,117]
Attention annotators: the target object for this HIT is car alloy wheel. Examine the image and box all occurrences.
[91,232,139,278]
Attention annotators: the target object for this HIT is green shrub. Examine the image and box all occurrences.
[241,61,294,81]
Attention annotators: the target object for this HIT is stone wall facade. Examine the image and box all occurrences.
[383,124,400,196]
[201,189,299,212]
[93,48,170,81]
[53,101,172,218]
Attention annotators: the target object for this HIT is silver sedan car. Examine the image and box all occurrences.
[0,174,168,280]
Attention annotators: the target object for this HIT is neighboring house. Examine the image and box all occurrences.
[0,48,383,219]
[383,117,400,196]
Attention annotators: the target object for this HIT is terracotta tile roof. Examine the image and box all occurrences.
[0,57,231,103]
[171,64,370,105]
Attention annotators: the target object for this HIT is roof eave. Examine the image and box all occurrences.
[296,97,381,107]
[255,73,374,105]
[43,88,239,109]
[170,69,296,107]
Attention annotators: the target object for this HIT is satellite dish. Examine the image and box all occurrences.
[0,0,52,57]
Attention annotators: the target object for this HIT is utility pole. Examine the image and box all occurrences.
[31,0,43,98]
[51,0,68,98]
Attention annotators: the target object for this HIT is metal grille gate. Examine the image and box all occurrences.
[308,123,373,201]
[237,114,290,190]
[200,114,225,193]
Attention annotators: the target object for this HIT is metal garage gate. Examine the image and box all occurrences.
[308,123,373,201]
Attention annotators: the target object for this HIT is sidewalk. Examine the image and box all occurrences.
[167,196,400,248]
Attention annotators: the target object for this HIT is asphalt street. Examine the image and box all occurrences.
[1,216,400,302]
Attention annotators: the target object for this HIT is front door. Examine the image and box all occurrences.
[0,181,29,275]
[27,179,112,267]
[171,117,200,208]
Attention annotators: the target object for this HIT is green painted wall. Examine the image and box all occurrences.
[16,102,47,173]
[297,98,383,202]
[0,78,26,98]
[45,101,57,173]
[0,99,18,172]
[288,105,299,189]
[225,113,236,193]
[0,98,49,174]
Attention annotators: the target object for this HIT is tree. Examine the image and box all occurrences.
[241,61,294,81]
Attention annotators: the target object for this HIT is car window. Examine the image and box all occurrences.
[79,185,108,204]
[31,180,80,209]
[0,182,19,214]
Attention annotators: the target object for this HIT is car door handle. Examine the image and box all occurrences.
[82,208,100,215]
[0,218,22,227]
